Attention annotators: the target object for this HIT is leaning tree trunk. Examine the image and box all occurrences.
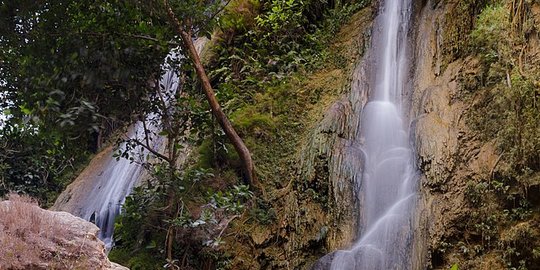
[163,0,259,189]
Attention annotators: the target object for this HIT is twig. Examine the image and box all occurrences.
[205,0,233,28]
[141,117,152,151]
[216,215,240,239]
[506,70,513,88]
[131,138,170,162]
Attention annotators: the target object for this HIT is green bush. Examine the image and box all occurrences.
[109,248,162,270]
[0,123,89,206]
[470,4,509,56]
[469,1,540,182]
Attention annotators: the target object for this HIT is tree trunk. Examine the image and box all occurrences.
[163,1,259,189]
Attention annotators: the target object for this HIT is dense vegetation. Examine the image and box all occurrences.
[2,0,537,269]
[0,0,174,205]
[111,1,370,268]
[1,0,368,268]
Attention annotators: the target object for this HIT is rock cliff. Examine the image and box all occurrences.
[412,0,540,268]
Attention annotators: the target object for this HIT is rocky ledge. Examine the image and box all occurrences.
[0,195,128,270]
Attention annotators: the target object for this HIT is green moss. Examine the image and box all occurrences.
[223,142,241,168]
[232,110,277,138]
[218,0,261,32]
[109,248,162,270]
[441,0,491,67]
[196,139,216,169]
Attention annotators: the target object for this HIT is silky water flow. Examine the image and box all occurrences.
[71,39,209,249]
[78,53,178,249]
[330,0,418,269]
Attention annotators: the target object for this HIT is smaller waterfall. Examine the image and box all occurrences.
[78,51,179,249]
[53,39,207,249]
[329,0,417,269]
[81,123,150,249]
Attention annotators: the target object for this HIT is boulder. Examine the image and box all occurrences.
[0,195,128,270]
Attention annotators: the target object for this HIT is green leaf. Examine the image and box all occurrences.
[145,240,157,249]
[19,105,32,115]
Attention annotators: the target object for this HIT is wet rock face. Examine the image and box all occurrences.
[0,196,128,270]
[409,0,499,268]
[306,1,497,268]
[296,49,372,266]
[51,145,116,215]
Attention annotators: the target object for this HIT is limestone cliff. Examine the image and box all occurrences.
[276,0,540,269]
[228,0,540,268]
[412,0,540,269]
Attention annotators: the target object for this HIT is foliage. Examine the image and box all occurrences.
[0,0,174,143]
[248,198,277,225]
[113,173,253,269]
[108,248,162,270]
[499,222,540,269]
[0,122,87,206]
[445,1,540,268]
[208,0,370,108]
[256,0,307,36]
[470,4,508,56]
[0,0,176,203]
[469,1,540,185]
[209,184,253,214]
[440,0,491,66]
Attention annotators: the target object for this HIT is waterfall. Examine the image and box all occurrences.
[329,0,417,269]
[76,51,179,249]
[80,123,152,250]
[53,39,207,250]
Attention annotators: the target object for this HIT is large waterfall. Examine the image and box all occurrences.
[78,122,159,249]
[329,0,417,269]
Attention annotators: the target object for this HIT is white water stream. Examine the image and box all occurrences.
[330,0,417,269]
[79,52,178,249]
[65,39,207,249]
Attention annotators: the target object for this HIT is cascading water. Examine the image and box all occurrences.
[80,123,155,249]
[77,52,178,249]
[53,39,207,249]
[329,0,417,269]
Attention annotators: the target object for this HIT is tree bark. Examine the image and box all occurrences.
[163,0,259,189]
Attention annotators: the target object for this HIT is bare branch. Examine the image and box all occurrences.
[164,0,260,190]
[131,138,171,163]
[141,117,152,151]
